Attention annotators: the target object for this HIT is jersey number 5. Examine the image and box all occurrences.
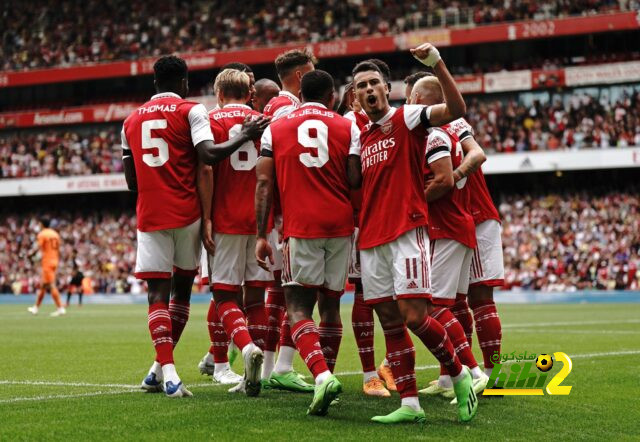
[298,120,329,168]
[141,119,169,167]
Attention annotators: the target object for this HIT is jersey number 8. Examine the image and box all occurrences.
[298,120,329,168]
[229,124,258,171]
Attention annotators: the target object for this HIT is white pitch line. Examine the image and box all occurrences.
[2,349,639,402]
[507,329,640,335]
[0,380,139,389]
[0,389,138,404]
[502,318,640,328]
[332,349,640,376]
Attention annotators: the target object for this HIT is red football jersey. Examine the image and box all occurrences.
[122,92,213,232]
[444,118,500,225]
[263,91,300,121]
[359,105,433,249]
[344,109,370,131]
[261,102,360,239]
[425,127,477,249]
[209,104,262,235]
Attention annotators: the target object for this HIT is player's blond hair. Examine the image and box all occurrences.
[214,68,251,100]
[412,76,443,104]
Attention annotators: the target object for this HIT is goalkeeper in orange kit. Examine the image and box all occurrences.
[28,218,66,317]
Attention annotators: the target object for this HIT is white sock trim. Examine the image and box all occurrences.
[401,396,421,411]
[363,371,377,383]
[273,346,295,374]
[315,370,332,386]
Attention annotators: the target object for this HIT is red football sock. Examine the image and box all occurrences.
[264,287,286,352]
[318,322,342,372]
[148,302,174,366]
[451,296,474,348]
[168,299,190,347]
[351,290,376,373]
[245,299,267,350]
[279,312,295,349]
[471,299,502,369]
[207,299,228,363]
[409,315,462,377]
[432,307,478,373]
[35,288,45,307]
[216,299,252,351]
[291,319,329,379]
[381,324,417,399]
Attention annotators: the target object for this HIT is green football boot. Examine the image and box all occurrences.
[307,375,342,416]
[371,405,426,424]
[453,367,478,422]
[267,371,315,393]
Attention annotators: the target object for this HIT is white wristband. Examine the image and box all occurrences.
[414,47,441,68]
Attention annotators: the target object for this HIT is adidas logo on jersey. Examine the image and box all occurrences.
[406,280,419,289]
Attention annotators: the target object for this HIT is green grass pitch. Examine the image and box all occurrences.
[2,302,639,441]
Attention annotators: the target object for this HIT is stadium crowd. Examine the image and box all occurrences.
[0,210,138,295]
[0,127,122,178]
[1,192,638,294]
[1,0,627,71]
[2,89,639,178]
[500,192,640,291]
[466,90,640,152]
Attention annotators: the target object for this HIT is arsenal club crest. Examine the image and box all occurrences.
[381,121,393,134]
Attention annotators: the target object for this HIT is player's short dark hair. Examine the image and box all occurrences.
[41,217,51,228]
[404,71,433,88]
[352,61,382,78]
[301,70,334,103]
[222,62,253,73]
[365,58,391,82]
[154,55,188,89]
[275,48,317,79]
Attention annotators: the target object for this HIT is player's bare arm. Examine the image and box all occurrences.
[196,115,270,165]
[121,129,137,191]
[347,155,362,189]
[410,43,466,127]
[425,156,454,202]
[197,161,215,255]
[454,138,487,183]
[254,156,275,271]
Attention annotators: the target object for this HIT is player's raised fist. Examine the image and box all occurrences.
[241,115,271,140]
[410,43,441,67]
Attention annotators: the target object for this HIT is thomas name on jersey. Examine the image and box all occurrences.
[361,137,396,169]
[137,104,178,114]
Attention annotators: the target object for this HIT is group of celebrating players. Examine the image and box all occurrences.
[121,41,505,424]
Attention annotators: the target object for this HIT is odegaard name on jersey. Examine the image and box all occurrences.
[212,109,257,120]
[137,104,178,114]
[361,137,396,169]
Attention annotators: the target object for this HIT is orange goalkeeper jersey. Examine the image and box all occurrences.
[37,228,60,268]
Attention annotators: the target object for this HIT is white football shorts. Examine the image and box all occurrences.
[135,219,201,279]
[360,226,431,304]
[282,236,351,296]
[469,219,505,287]
[208,233,273,291]
[430,238,473,305]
